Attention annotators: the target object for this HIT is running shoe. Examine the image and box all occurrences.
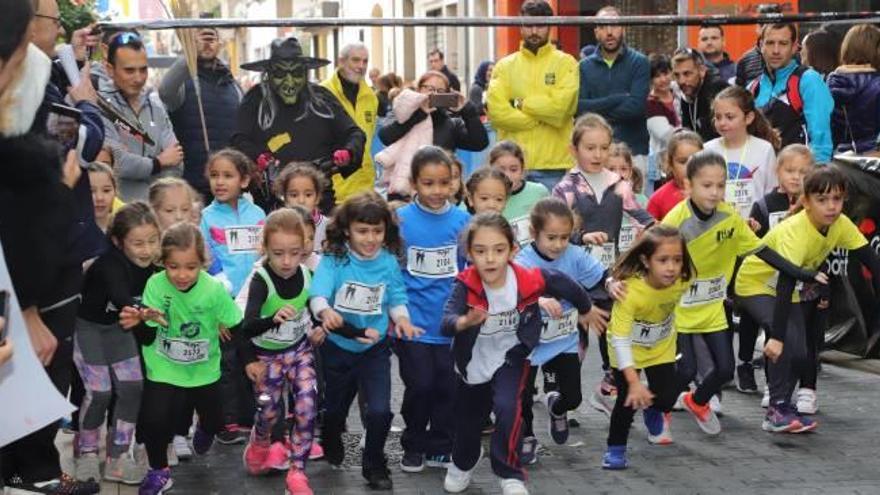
[243,436,271,475]
[284,468,313,495]
[682,392,722,435]
[215,424,245,445]
[308,441,324,460]
[761,386,770,408]
[736,362,758,393]
[362,458,392,490]
[545,391,569,445]
[399,451,424,473]
[166,443,179,467]
[425,454,452,469]
[520,436,539,465]
[104,452,146,485]
[266,441,291,471]
[74,452,101,483]
[138,468,173,495]
[762,404,803,433]
[601,445,627,470]
[643,408,673,445]
[499,478,529,495]
[796,387,819,415]
[5,473,100,495]
[793,412,819,433]
[191,427,214,455]
[172,435,193,459]
[444,462,474,493]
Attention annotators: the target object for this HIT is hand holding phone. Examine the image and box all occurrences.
[428,92,461,109]
[47,103,83,153]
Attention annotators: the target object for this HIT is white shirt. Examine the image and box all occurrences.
[463,266,520,385]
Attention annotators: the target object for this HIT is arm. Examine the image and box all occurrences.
[157,57,189,114]
[770,273,796,343]
[755,246,819,283]
[485,62,539,132]
[451,103,489,151]
[330,97,366,178]
[647,116,675,148]
[618,181,656,227]
[239,274,275,338]
[440,280,469,337]
[378,108,428,146]
[602,58,650,122]
[103,121,157,180]
[522,57,579,129]
[800,71,834,163]
[73,101,104,162]
[540,269,593,315]
[749,200,769,238]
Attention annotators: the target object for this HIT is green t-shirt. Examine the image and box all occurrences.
[503,181,549,246]
[142,271,242,387]
[252,265,311,351]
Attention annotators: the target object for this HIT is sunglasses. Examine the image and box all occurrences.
[109,32,142,50]
[673,47,706,65]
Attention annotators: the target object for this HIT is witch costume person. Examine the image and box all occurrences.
[231,37,366,212]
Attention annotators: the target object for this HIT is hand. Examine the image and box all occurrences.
[71,25,100,61]
[606,278,628,302]
[273,305,297,325]
[67,64,97,104]
[579,306,610,335]
[308,326,327,346]
[764,338,784,363]
[245,361,267,383]
[456,307,488,332]
[62,150,81,189]
[157,144,184,167]
[748,218,762,233]
[814,272,829,285]
[450,90,467,112]
[219,327,232,343]
[141,307,168,327]
[394,319,423,340]
[624,381,655,410]
[817,298,830,310]
[119,306,143,329]
[0,336,12,368]
[356,327,381,345]
[538,297,563,319]
[320,308,344,330]
[23,307,58,366]
[420,96,435,114]
[582,231,609,246]
[332,149,352,167]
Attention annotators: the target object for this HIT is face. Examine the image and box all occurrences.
[418,74,448,95]
[520,24,550,51]
[89,171,115,221]
[428,53,444,71]
[470,178,508,214]
[486,64,494,81]
[265,231,305,278]
[594,18,624,54]
[164,246,202,291]
[369,68,380,85]
[606,155,632,181]
[713,98,753,140]
[284,176,319,211]
[761,27,798,71]
[303,224,316,254]
[449,164,463,201]
[642,239,684,289]
[197,30,220,60]
[651,69,672,93]
[572,128,612,174]
[698,27,724,58]
[671,143,701,184]
[32,0,62,57]
[208,158,248,203]
[340,46,368,83]
[413,163,452,210]
[155,186,194,231]
[687,164,726,213]
[803,188,845,229]
[348,221,385,258]
[776,156,810,196]
[468,226,514,288]
[533,214,573,261]
[270,61,306,105]
[672,59,705,100]
[492,154,525,190]
[109,47,149,100]
[116,223,160,268]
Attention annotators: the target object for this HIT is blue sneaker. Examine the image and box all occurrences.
[191,427,214,455]
[793,411,818,433]
[643,407,673,445]
[139,468,173,495]
[546,391,569,445]
[424,453,452,468]
[762,404,803,433]
[601,445,628,470]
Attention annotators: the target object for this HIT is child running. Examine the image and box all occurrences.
[89,162,121,233]
[276,163,329,254]
[464,166,512,215]
[308,191,419,490]
[441,213,594,495]
[606,142,648,252]
[646,130,703,220]
[396,146,471,473]
[735,167,880,432]
[73,203,159,485]
[489,140,549,246]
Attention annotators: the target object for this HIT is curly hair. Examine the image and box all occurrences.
[323,191,402,260]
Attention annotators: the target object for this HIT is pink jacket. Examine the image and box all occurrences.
[375,89,433,196]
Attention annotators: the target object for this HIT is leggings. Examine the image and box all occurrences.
[675,330,735,406]
[522,353,582,438]
[252,339,317,470]
[72,318,143,458]
[607,363,678,447]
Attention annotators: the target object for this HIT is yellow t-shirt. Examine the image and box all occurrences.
[663,201,762,333]
[607,277,689,369]
[735,210,866,302]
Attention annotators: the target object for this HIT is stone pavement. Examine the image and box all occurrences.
[58,337,880,495]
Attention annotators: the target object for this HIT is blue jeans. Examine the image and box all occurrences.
[526,169,568,193]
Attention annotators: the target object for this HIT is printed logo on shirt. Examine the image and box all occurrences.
[364,110,374,124]
[159,337,209,364]
[589,242,617,269]
[680,275,726,307]
[258,310,311,345]
[334,281,386,315]
[480,308,520,336]
[544,72,556,85]
[630,315,673,347]
[180,321,201,338]
[225,226,263,253]
[715,227,735,243]
[540,308,578,342]
[406,245,458,279]
[510,216,533,246]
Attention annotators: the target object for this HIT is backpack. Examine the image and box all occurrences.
[747,65,808,117]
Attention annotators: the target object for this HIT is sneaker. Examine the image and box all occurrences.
[643,408,673,445]
[172,435,193,459]
[520,436,538,465]
[499,478,529,495]
[736,363,758,393]
[215,424,245,445]
[139,468,173,495]
[358,433,366,450]
[166,443,179,467]
[399,451,424,473]
[672,392,686,411]
[425,454,452,469]
[323,432,344,467]
[761,386,770,408]
[762,404,803,433]
[709,394,723,417]
[104,452,146,485]
[284,468,313,495]
[443,462,474,493]
[682,392,721,435]
[601,445,628,470]
[191,427,215,455]
[363,460,393,490]
[5,473,100,495]
[74,452,101,483]
[243,438,271,475]
[266,441,291,471]
[545,391,570,445]
[308,441,324,460]
[793,412,819,433]
[133,443,149,472]
[796,388,818,415]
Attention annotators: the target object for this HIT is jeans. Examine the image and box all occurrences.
[526,169,568,193]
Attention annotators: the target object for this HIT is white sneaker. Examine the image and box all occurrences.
[709,394,722,416]
[358,434,366,450]
[672,392,686,411]
[500,478,529,495]
[173,435,193,459]
[796,388,818,415]
[167,443,179,466]
[74,452,102,482]
[443,463,474,493]
[761,386,770,408]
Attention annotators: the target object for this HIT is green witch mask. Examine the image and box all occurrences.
[269,61,306,105]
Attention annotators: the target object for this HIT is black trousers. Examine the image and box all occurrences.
[522,353,582,438]
[607,362,678,447]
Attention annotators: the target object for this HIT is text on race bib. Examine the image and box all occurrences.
[726,179,754,218]
[480,308,520,336]
[540,308,579,342]
[589,242,617,270]
[510,216,533,246]
[334,281,386,316]
[158,337,209,364]
[225,225,263,253]
[768,211,787,229]
[630,315,673,347]
[406,245,458,279]
[618,224,638,253]
[680,275,727,307]
[255,310,311,345]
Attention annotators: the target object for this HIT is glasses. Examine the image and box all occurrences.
[35,13,61,27]
[109,32,142,50]
[419,84,447,94]
[673,47,706,65]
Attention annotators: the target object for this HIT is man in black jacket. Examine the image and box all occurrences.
[671,47,729,142]
[428,48,461,92]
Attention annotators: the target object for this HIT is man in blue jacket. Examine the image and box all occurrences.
[577,5,649,171]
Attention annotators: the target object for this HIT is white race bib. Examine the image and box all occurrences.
[680,275,727,307]
[225,225,262,253]
[768,211,787,229]
[630,316,673,347]
[480,308,520,336]
[510,216,533,246]
[618,224,637,253]
[256,311,311,345]
[158,337,209,364]
[334,282,385,315]
[407,245,458,279]
[540,309,579,342]
[726,179,754,218]
[589,242,616,269]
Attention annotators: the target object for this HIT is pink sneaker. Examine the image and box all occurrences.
[308,442,324,460]
[266,441,291,471]
[285,469,313,495]
[243,439,271,475]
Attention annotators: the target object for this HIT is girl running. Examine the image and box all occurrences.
[489,140,549,246]
[646,130,703,220]
[276,163,329,254]
[89,162,120,233]
[463,166,512,215]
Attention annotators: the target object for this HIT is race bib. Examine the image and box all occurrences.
[726,179,754,218]
[768,211,787,229]
[680,275,727,307]
[225,225,262,253]
[480,308,520,336]
[540,309,579,342]
[334,282,385,315]
[630,316,673,347]
[407,245,458,279]
[618,224,637,253]
[256,311,311,345]
[589,242,616,269]
[158,337,209,364]
[510,216,532,246]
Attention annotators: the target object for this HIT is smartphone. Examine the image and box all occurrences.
[46,103,82,153]
[429,93,459,108]
[0,290,10,345]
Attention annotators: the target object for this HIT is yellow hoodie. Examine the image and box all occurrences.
[487,42,579,171]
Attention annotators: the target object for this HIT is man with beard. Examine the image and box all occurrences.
[671,47,729,142]
[486,0,578,192]
[698,25,736,83]
[577,5,650,174]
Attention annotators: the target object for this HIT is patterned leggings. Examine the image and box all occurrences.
[252,338,317,470]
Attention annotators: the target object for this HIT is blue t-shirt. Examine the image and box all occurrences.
[398,201,470,344]
[515,243,604,365]
[200,197,266,296]
[310,249,408,353]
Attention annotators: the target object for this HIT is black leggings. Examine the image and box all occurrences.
[521,353,582,437]
[607,363,677,447]
[675,330,735,406]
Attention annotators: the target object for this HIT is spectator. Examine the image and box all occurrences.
[375,72,402,118]
[468,60,493,115]
[646,54,680,156]
[672,47,728,142]
[487,0,579,192]
[159,27,243,201]
[698,25,736,83]
[99,32,183,201]
[752,23,834,162]
[321,42,379,202]
[827,24,880,154]
[735,3,781,87]
[369,67,381,88]
[801,29,841,80]
[577,5,650,175]
[428,48,461,92]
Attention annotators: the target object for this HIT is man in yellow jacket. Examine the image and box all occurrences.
[487,0,579,192]
[321,42,379,203]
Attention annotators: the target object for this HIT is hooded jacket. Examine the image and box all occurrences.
[827,66,880,154]
[374,89,434,196]
[378,94,488,155]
